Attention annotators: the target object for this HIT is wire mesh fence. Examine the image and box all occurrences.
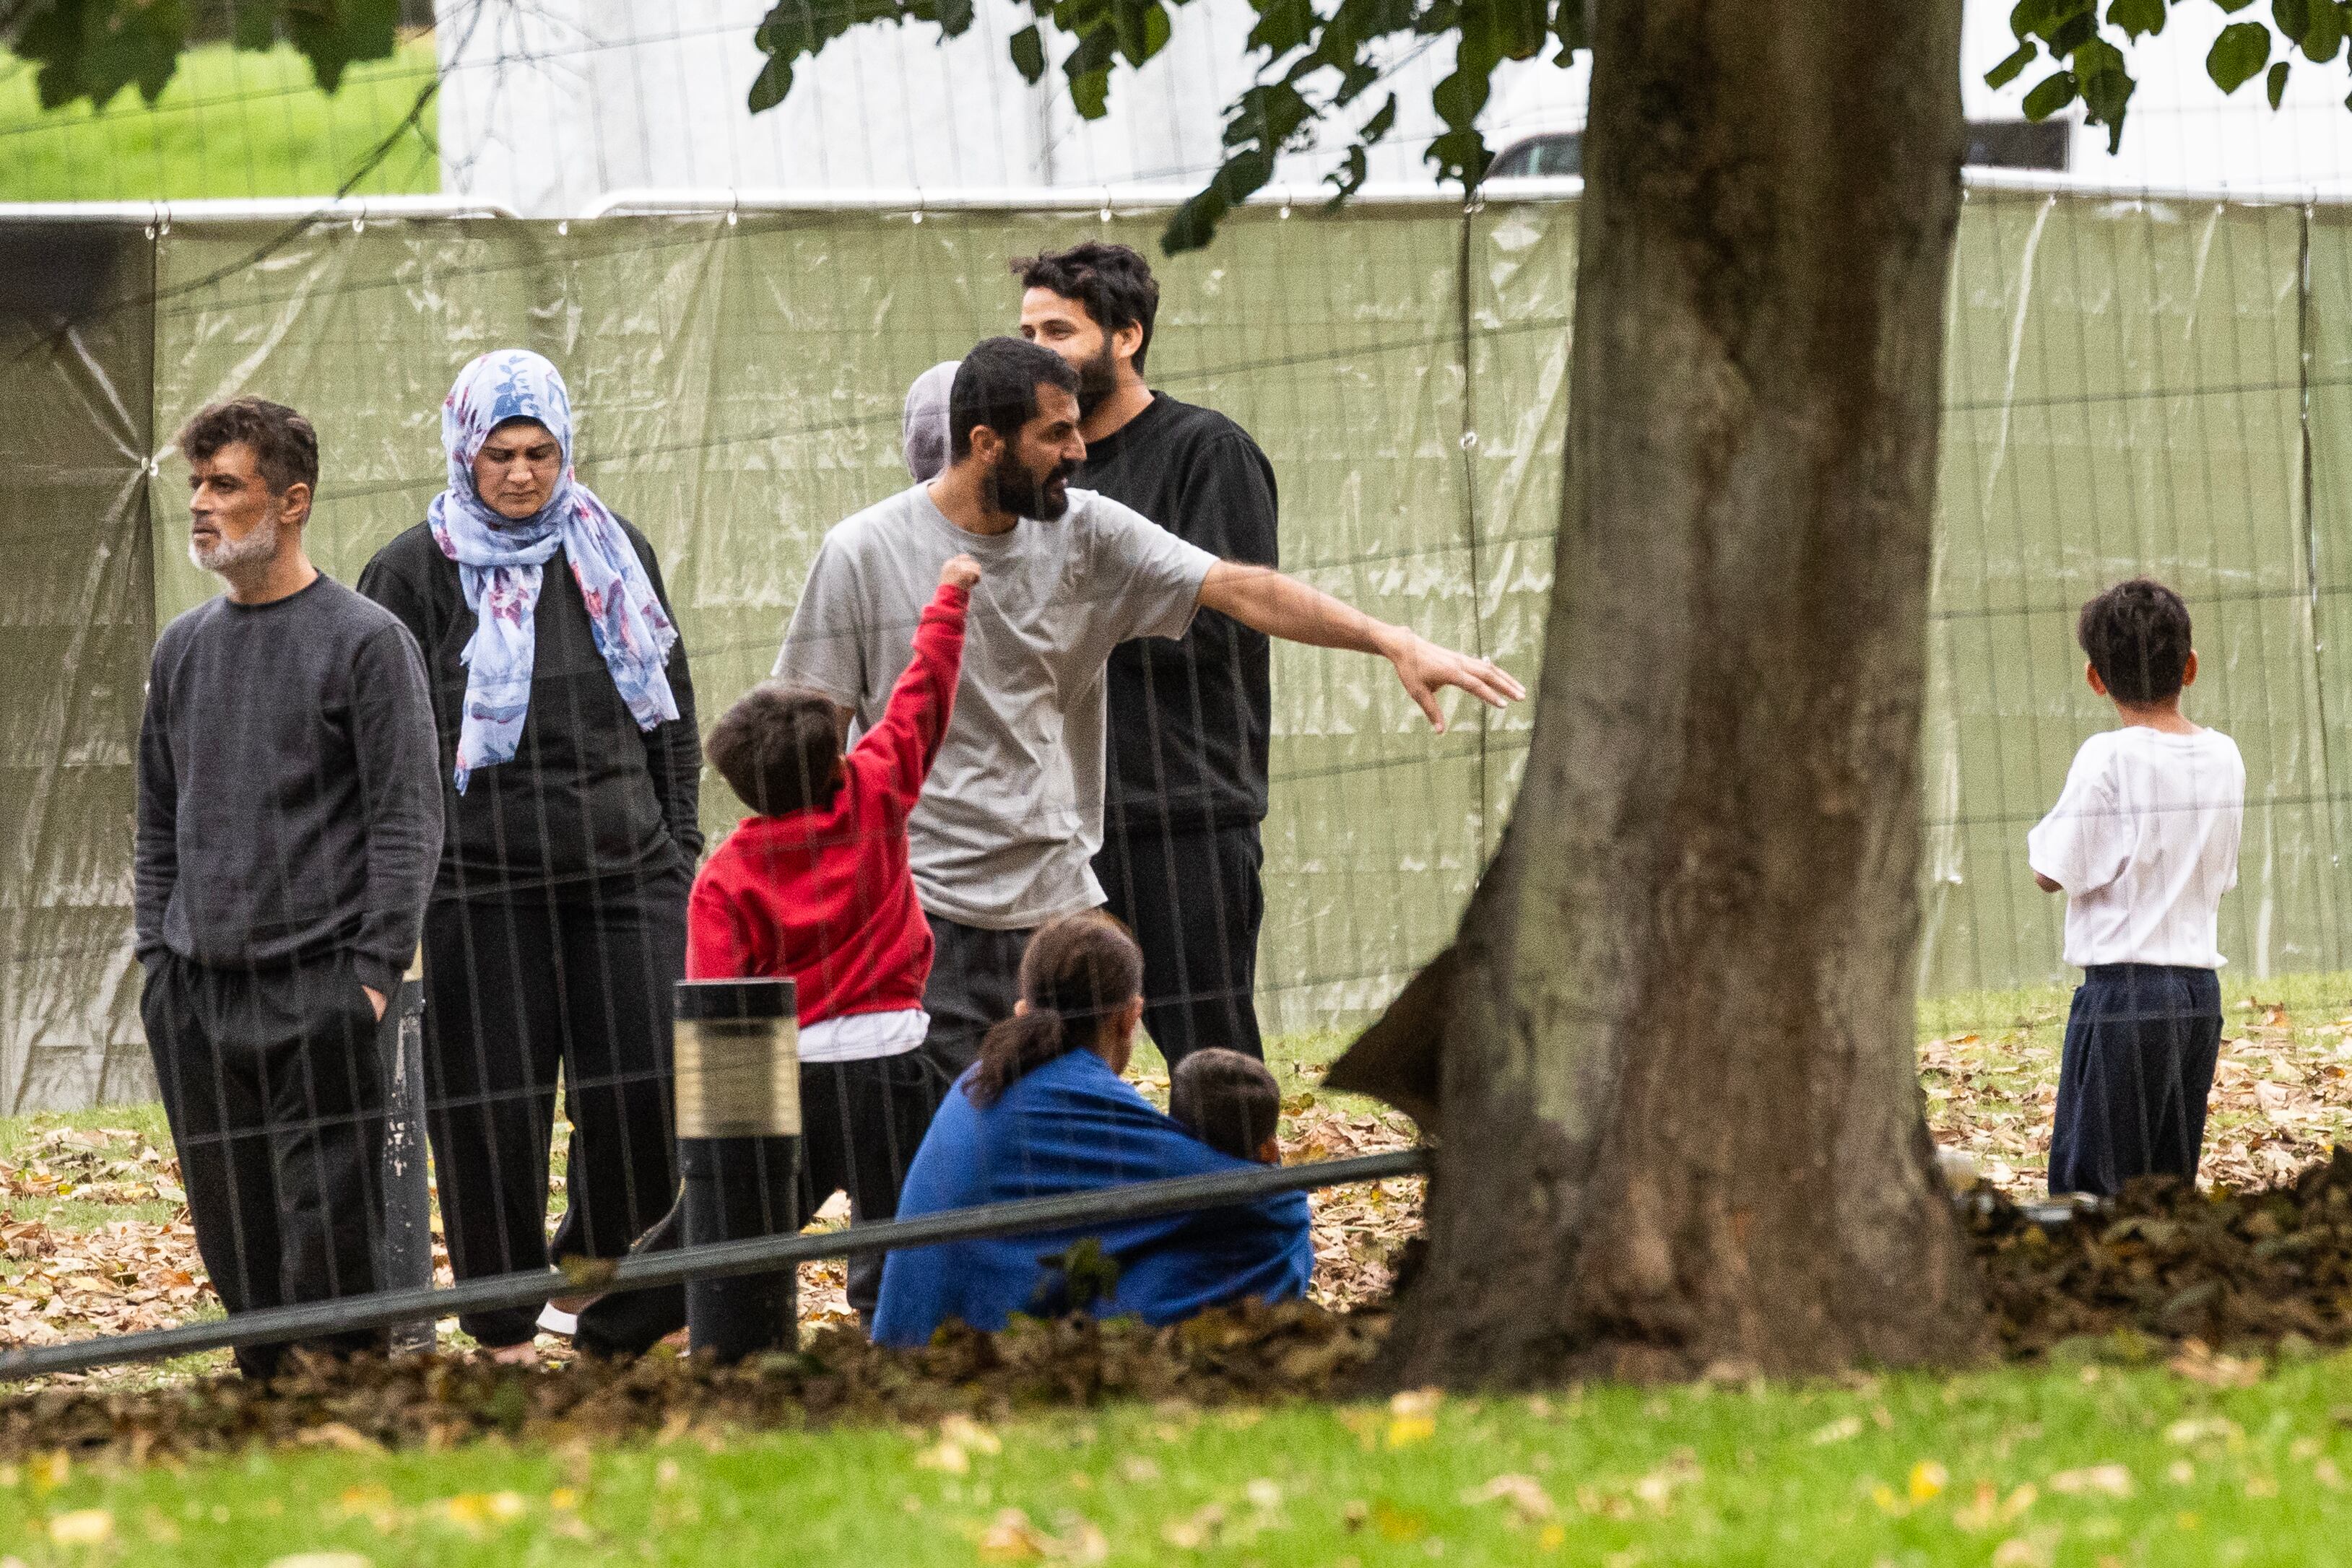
[0,175,2347,1369]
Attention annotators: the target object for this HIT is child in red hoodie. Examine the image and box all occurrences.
[691,554,977,1320]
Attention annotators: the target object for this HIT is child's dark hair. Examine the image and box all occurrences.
[965,913,1143,1107]
[705,683,843,817]
[1010,242,1161,372]
[2078,578,2194,705]
[1169,1048,1280,1162]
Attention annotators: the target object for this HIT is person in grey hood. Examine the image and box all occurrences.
[902,360,959,482]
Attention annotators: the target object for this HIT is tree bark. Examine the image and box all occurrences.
[1377,0,1987,1385]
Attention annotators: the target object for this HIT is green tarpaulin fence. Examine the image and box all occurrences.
[0,183,2337,1110]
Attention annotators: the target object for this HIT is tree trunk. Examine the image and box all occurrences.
[1377,0,1987,1385]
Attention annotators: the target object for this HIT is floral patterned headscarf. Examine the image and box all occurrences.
[428,349,678,793]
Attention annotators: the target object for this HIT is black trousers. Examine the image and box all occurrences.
[1094,821,1265,1066]
[141,951,389,1380]
[421,874,686,1346]
[2049,963,2223,1198]
[802,1050,949,1317]
[921,915,1033,1077]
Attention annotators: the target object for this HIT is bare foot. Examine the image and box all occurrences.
[487,1340,542,1367]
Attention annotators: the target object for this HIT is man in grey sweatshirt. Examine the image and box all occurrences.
[136,397,442,1378]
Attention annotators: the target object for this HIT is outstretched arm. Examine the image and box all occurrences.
[1196,561,1524,731]
[859,558,976,810]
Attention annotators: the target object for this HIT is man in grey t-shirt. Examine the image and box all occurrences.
[776,338,1521,1073]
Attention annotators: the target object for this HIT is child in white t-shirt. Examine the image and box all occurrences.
[2027,578,2244,1198]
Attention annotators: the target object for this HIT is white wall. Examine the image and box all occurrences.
[433,0,2352,215]
[1961,1,2352,191]
[433,0,1593,212]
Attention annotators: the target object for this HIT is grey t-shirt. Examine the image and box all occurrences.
[774,484,1216,929]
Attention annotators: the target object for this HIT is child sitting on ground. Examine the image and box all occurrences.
[2028,578,2244,1198]
[689,552,980,1320]
[1168,1047,1283,1165]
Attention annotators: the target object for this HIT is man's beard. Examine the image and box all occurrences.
[988,448,1076,521]
[189,510,282,575]
[1073,337,1120,419]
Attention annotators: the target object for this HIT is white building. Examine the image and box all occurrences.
[432,0,2352,215]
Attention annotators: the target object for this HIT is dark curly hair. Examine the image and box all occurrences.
[175,396,318,496]
[965,912,1143,1108]
[705,683,845,817]
[2077,578,2194,705]
[1011,242,1161,373]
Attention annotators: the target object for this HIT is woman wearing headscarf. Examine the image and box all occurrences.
[359,349,700,1356]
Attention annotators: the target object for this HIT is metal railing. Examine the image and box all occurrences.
[0,1148,1431,1381]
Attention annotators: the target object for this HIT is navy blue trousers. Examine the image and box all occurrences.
[2048,963,2222,1198]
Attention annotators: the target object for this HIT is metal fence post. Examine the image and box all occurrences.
[673,977,800,1362]
[379,954,435,1355]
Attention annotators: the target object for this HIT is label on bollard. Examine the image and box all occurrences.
[674,978,800,1138]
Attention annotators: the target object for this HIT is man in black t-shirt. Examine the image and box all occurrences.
[1015,243,1280,1066]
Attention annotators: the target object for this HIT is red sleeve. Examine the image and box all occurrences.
[687,857,758,980]
[850,581,968,813]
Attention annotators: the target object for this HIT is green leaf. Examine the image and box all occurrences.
[19,0,195,109]
[2047,11,2099,53]
[1494,0,1548,61]
[2021,69,2080,119]
[1064,26,1117,118]
[2304,0,2344,60]
[282,0,401,93]
[230,0,277,53]
[1249,0,1319,56]
[1221,82,1316,149]
[1987,40,2039,88]
[2077,54,2135,146]
[1362,91,1399,141]
[1331,58,1381,104]
[2268,56,2292,105]
[932,0,978,37]
[1552,0,1588,55]
[1162,187,1231,253]
[747,49,797,112]
[2208,19,2273,92]
[2106,0,2165,37]
[2009,0,2081,40]
[1009,23,1048,81]
[1112,0,1172,65]
[1325,143,1371,203]
[2277,0,2312,42]
[2216,0,2259,11]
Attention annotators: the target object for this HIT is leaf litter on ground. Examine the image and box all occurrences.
[18,987,2352,1452]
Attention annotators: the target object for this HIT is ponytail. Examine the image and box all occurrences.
[964,912,1143,1107]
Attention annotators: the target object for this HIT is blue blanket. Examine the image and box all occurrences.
[872,1049,1313,1346]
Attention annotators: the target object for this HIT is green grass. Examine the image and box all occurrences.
[0,35,440,204]
[0,1104,178,1232]
[9,988,2352,1559]
[1918,970,2352,1047]
[14,1354,2352,1563]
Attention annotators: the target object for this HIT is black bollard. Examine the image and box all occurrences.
[673,977,801,1362]
[378,958,435,1355]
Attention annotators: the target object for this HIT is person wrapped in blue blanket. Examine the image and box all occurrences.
[872,913,1312,1346]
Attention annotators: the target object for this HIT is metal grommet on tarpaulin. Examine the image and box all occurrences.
[673,977,802,1362]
